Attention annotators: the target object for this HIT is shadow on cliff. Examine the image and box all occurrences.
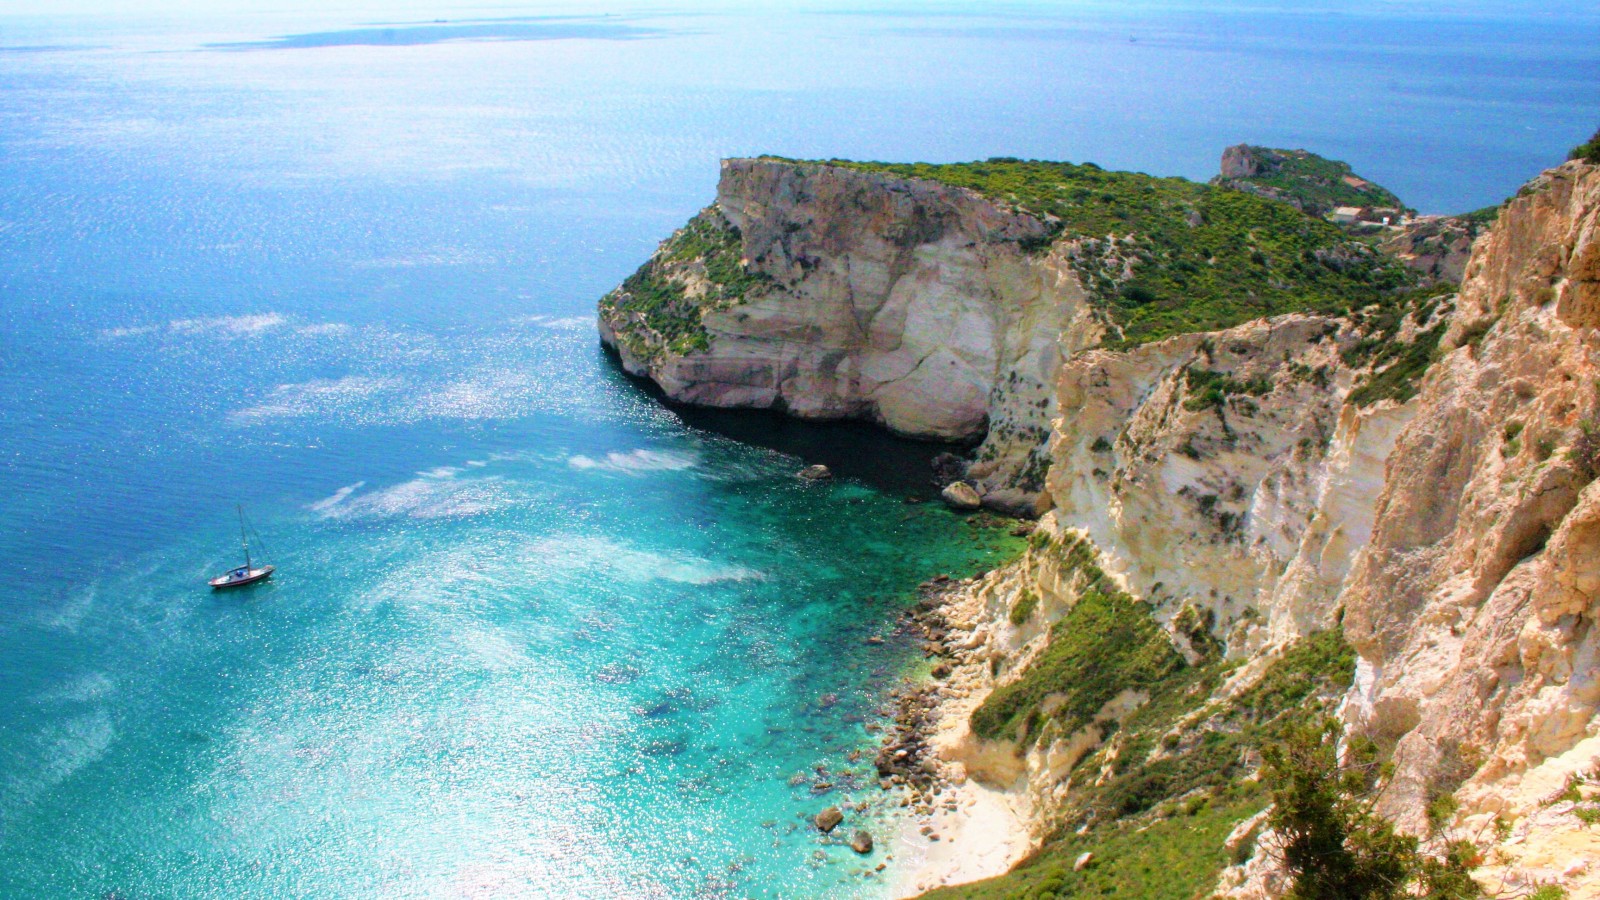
[599,346,977,499]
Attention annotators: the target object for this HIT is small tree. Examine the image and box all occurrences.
[1262,717,1484,900]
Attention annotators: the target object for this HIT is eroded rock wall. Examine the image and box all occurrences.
[1044,314,1419,655]
[1335,161,1600,890]
[601,158,1102,513]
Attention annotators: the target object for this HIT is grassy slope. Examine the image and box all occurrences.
[598,208,767,361]
[927,540,1357,900]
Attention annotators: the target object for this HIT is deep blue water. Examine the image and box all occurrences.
[1,4,1596,897]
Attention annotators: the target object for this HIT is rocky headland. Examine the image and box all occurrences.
[600,144,1600,898]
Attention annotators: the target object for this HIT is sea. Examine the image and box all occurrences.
[1,3,1595,897]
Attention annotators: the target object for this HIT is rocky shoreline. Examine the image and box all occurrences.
[875,568,1034,897]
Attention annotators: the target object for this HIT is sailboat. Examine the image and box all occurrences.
[209,504,275,589]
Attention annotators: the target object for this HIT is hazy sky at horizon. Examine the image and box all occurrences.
[3,0,1597,21]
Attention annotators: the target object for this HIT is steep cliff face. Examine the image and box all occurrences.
[915,160,1600,898]
[600,158,1097,513]
[602,155,1418,514]
[1044,312,1430,656]
[1337,160,1600,889]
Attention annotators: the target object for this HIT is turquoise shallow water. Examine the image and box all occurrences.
[1,3,1597,897]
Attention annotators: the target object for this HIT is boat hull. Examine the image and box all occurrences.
[209,565,274,589]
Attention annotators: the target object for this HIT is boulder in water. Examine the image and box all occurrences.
[850,831,874,854]
[798,464,833,481]
[940,481,982,510]
[814,806,844,833]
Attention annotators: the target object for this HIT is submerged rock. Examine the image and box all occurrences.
[815,806,844,833]
[940,481,982,510]
[798,464,833,480]
[850,831,874,854]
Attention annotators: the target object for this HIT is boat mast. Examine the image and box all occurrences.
[238,504,252,570]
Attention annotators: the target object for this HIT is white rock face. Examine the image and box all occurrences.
[601,158,1102,513]
[1334,162,1600,873]
[1045,314,1417,653]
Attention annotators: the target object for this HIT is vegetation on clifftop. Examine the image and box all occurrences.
[1343,282,1455,407]
[599,207,768,361]
[1572,126,1600,164]
[1215,145,1410,215]
[819,157,1420,347]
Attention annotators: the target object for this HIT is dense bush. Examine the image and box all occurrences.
[927,620,1359,900]
[1571,126,1600,164]
[1264,717,1484,900]
[970,535,1183,743]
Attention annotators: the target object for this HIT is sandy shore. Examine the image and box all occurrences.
[880,572,1035,898]
[891,776,1032,897]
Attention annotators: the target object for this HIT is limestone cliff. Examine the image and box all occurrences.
[920,159,1600,899]
[600,147,1600,897]
[1337,159,1600,893]
[599,158,1097,513]
[601,155,1416,514]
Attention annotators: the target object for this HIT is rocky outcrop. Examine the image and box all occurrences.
[600,158,1101,513]
[1044,314,1412,653]
[1335,160,1600,889]
[1381,212,1492,284]
[1212,144,1409,217]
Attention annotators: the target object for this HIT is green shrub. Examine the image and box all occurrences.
[1183,366,1273,412]
[1008,590,1039,626]
[971,578,1184,742]
[1571,126,1600,164]
[1264,717,1485,900]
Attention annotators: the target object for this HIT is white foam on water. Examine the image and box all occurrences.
[168,312,286,337]
[35,672,116,705]
[567,449,697,475]
[37,709,114,790]
[353,248,496,269]
[509,314,590,330]
[98,323,161,340]
[308,481,366,514]
[313,474,518,521]
[41,586,95,633]
[418,466,461,479]
[294,321,351,336]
